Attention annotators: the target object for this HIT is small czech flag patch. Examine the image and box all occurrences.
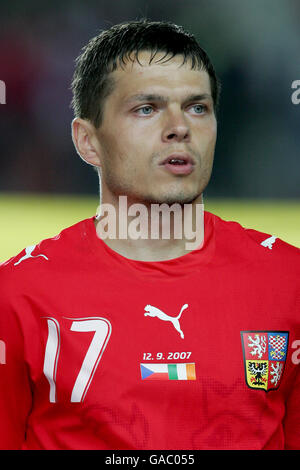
[141,363,196,381]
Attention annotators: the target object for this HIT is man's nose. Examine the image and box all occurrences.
[161,109,190,143]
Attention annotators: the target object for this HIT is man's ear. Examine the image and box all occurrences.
[71,117,101,168]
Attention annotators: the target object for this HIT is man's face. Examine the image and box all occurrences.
[94,51,217,205]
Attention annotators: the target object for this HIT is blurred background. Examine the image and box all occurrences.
[0,0,299,261]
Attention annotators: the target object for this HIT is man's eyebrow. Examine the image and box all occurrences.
[125,94,168,104]
[184,93,213,103]
[125,93,213,104]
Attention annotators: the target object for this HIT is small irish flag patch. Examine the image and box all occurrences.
[140,363,196,381]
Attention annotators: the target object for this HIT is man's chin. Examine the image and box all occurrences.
[142,192,203,206]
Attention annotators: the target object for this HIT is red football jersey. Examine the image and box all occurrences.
[0,210,299,450]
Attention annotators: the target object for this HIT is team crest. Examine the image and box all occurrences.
[241,331,289,392]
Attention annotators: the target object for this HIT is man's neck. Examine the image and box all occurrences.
[94,194,205,262]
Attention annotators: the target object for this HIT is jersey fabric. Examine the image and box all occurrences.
[0,210,299,450]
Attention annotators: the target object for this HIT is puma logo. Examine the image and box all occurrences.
[144,304,188,339]
[14,245,49,266]
[261,236,277,250]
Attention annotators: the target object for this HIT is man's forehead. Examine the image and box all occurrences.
[109,51,212,99]
[113,50,203,74]
[119,49,194,66]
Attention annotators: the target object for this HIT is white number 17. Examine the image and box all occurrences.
[43,317,112,403]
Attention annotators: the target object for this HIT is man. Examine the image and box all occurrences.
[0,20,299,450]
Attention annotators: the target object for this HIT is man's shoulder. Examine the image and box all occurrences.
[0,216,93,282]
[209,211,300,267]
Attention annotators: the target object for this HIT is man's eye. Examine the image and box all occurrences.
[190,104,206,114]
[136,105,154,115]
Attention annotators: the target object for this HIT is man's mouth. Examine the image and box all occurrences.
[159,154,195,175]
